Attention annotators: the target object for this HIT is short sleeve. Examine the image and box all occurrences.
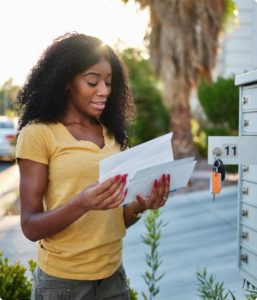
[16,123,53,165]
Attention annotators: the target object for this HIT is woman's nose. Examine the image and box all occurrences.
[97,81,110,96]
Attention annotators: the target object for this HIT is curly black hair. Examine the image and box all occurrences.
[16,32,135,148]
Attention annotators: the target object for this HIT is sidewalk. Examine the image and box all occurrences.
[0,164,19,219]
[124,185,243,299]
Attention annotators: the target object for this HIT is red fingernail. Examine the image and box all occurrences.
[154,179,158,188]
[121,174,128,183]
[115,175,121,181]
[167,174,170,182]
[124,188,128,197]
[162,174,165,182]
[136,195,141,201]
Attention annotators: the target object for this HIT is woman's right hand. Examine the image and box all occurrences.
[79,174,128,211]
[18,158,128,241]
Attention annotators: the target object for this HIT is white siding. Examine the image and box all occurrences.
[191,0,257,114]
[216,0,257,78]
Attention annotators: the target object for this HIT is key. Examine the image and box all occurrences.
[213,159,225,181]
[210,170,221,201]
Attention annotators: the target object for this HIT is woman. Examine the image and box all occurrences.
[16,32,170,300]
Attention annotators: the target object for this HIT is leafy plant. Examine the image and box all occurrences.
[129,284,139,300]
[198,76,239,133]
[196,268,236,300]
[141,209,166,300]
[243,279,257,300]
[121,48,169,146]
[0,251,36,300]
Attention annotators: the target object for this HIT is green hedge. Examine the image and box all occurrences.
[121,48,170,146]
[0,252,36,300]
[198,76,239,133]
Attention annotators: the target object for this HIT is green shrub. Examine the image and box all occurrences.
[0,251,36,300]
[243,279,257,300]
[129,285,139,300]
[121,48,170,146]
[197,268,257,300]
[141,209,166,300]
[195,77,239,164]
[198,76,239,133]
[196,267,236,299]
[127,209,166,300]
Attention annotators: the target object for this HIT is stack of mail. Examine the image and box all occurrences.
[99,132,196,204]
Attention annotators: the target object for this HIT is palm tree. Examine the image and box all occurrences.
[123,0,233,158]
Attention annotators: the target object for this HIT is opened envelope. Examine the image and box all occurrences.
[99,132,196,204]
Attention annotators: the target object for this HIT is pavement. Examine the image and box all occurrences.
[0,164,19,219]
[0,161,245,299]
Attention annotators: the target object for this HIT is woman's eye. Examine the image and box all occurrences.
[87,82,111,87]
[87,82,98,87]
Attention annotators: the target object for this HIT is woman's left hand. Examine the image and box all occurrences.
[131,174,170,213]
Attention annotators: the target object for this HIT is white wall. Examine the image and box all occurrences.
[191,0,257,118]
[216,0,257,78]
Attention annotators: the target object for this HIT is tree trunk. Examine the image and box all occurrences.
[162,58,196,158]
[170,84,195,159]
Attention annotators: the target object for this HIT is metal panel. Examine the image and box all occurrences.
[241,111,257,133]
[240,247,257,279]
[240,225,257,251]
[208,136,257,164]
[241,84,257,111]
[235,69,257,85]
[241,180,257,206]
[241,164,257,182]
[236,69,257,288]
[241,202,257,229]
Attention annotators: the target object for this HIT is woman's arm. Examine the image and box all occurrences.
[18,159,126,241]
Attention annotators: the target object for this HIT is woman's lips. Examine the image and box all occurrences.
[91,101,106,110]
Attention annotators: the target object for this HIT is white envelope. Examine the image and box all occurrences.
[99,132,173,182]
[99,132,196,204]
[125,158,196,204]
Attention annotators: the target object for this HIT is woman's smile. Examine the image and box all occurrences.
[90,99,107,110]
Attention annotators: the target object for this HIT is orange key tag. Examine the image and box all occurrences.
[210,172,221,200]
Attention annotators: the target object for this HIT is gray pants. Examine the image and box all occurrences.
[31,265,131,300]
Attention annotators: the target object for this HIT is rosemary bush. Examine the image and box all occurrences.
[141,209,166,300]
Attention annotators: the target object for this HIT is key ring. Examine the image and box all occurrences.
[213,158,221,173]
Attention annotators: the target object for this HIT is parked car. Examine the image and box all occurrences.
[0,116,18,161]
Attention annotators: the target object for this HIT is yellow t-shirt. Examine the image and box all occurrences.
[16,122,126,280]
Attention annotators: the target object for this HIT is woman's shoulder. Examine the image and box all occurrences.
[18,122,56,143]
[19,122,52,134]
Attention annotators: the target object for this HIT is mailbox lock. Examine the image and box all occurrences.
[242,165,249,172]
[241,187,249,195]
[241,231,249,239]
[240,254,248,263]
[242,96,249,104]
[243,119,250,127]
[212,147,222,158]
[242,209,249,217]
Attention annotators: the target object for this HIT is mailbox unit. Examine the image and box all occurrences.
[235,69,257,287]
